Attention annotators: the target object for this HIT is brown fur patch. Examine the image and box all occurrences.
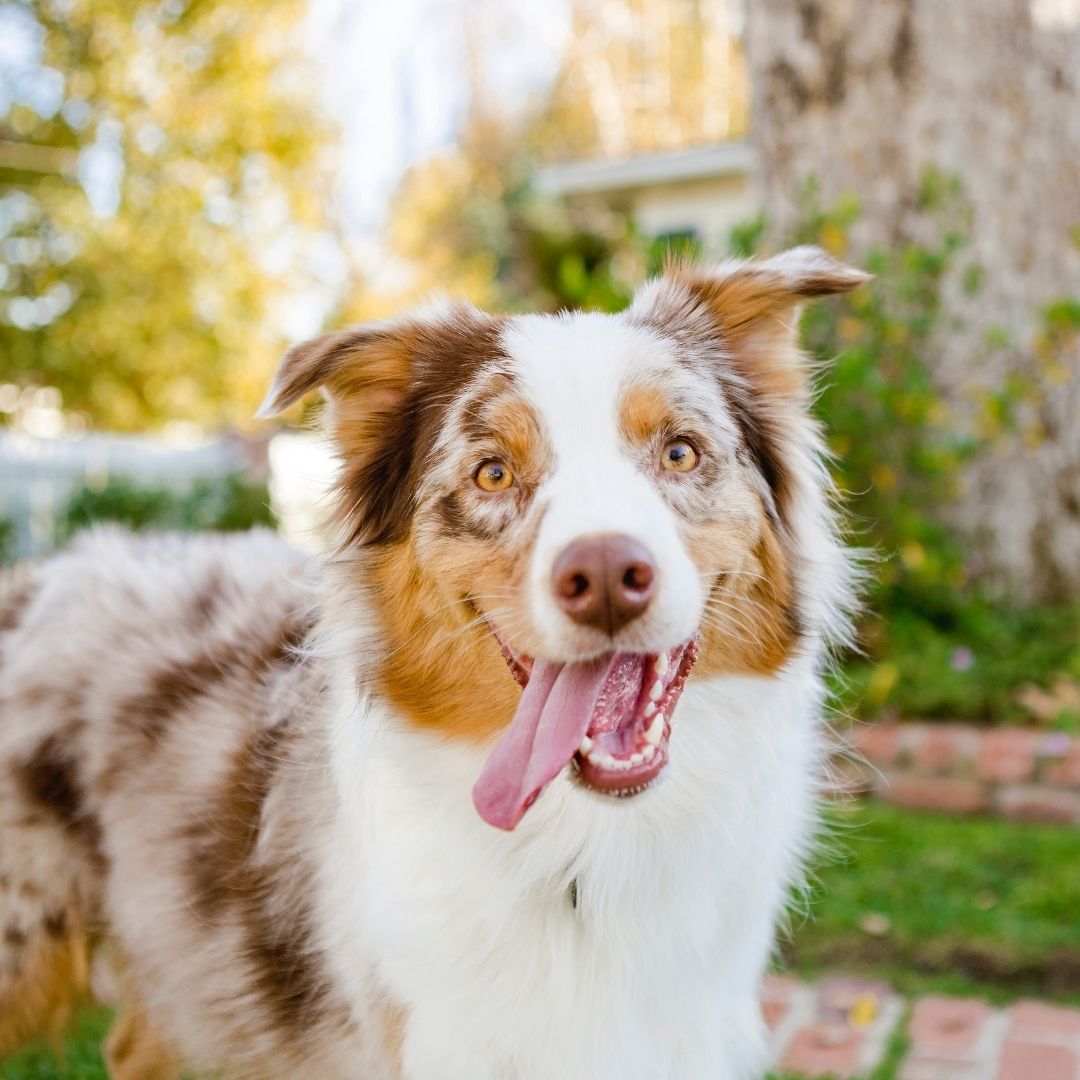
[640,273,808,523]
[462,383,548,469]
[435,491,503,542]
[624,264,838,676]
[640,252,865,523]
[616,366,801,677]
[14,730,106,873]
[333,314,510,546]
[619,380,675,446]
[104,996,183,1080]
[366,543,522,744]
[269,308,564,744]
[693,522,802,678]
[0,581,33,637]
[0,903,88,1060]
[184,718,332,1035]
[433,381,553,542]
[264,306,510,547]
[116,608,311,750]
[187,570,223,629]
[626,253,864,675]
[374,999,409,1080]
[362,378,556,744]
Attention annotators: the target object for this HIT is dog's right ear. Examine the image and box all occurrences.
[256,320,414,422]
[257,303,504,546]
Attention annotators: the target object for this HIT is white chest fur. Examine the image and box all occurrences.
[317,663,825,1080]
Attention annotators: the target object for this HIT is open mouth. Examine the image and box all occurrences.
[471,628,699,831]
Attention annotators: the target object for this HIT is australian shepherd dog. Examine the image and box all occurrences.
[0,247,866,1079]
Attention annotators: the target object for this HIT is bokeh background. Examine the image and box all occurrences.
[1,2,1079,1078]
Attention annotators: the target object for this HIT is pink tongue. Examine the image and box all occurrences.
[473,654,629,830]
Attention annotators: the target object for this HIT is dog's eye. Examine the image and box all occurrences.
[475,459,515,492]
[660,440,699,473]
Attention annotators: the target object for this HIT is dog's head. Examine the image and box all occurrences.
[261,247,866,829]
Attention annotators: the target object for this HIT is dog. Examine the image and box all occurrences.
[0,246,865,1079]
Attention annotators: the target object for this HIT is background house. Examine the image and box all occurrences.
[534,141,756,256]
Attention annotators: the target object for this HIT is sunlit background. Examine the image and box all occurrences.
[2,2,1080,1078]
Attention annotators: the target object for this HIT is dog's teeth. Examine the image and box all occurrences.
[653,652,668,676]
[584,745,654,771]
[649,680,663,702]
[645,713,665,746]
[643,702,656,718]
[579,736,593,754]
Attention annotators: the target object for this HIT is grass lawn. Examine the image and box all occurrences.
[0,1008,111,1080]
[784,801,1080,1005]
[5,802,1079,1078]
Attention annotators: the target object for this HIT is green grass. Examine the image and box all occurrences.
[5,804,1080,1077]
[0,1008,110,1080]
[784,801,1080,1004]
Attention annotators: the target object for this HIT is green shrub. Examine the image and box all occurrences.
[768,176,1080,725]
[0,518,13,566]
[56,473,274,544]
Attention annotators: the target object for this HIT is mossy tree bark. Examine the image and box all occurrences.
[747,0,1080,600]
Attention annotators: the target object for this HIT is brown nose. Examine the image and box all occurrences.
[552,534,657,635]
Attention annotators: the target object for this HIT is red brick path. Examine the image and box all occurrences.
[845,722,1080,825]
[763,976,1080,1079]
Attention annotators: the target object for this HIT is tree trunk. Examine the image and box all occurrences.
[746,0,1080,600]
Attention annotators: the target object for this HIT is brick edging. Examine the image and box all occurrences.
[763,974,1080,1078]
[842,721,1080,825]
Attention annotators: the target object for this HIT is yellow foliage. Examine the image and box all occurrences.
[532,0,749,163]
[871,463,898,493]
[847,993,880,1030]
[900,541,926,571]
[837,315,863,343]
[866,662,899,706]
[2,0,346,431]
[820,222,847,256]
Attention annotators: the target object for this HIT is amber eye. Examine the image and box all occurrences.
[475,459,515,492]
[661,439,699,473]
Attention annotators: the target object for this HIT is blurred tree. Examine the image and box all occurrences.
[0,0,343,430]
[370,0,745,318]
[532,0,748,162]
[379,113,649,317]
[746,0,1080,600]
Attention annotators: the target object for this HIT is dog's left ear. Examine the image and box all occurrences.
[631,247,869,521]
[631,245,869,387]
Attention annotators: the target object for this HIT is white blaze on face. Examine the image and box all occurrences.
[500,313,704,662]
